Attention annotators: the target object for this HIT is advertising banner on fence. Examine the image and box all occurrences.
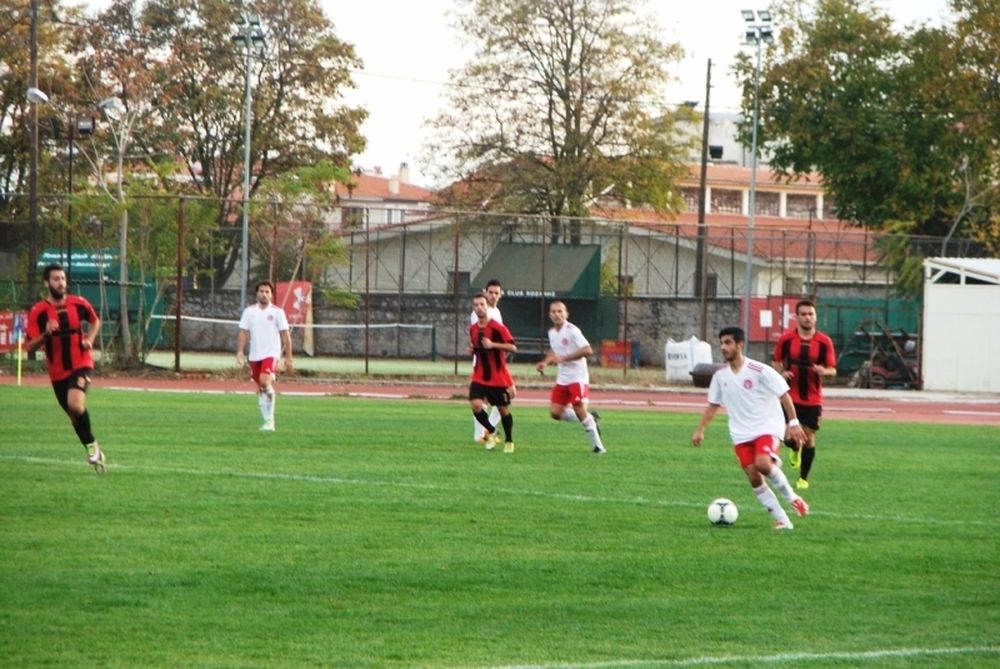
[0,311,28,354]
[276,281,314,356]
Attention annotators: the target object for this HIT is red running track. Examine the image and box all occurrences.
[4,373,998,426]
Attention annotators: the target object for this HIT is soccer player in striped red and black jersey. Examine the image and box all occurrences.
[772,299,837,489]
[25,264,106,471]
[468,292,517,453]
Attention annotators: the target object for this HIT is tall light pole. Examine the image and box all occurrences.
[741,9,774,333]
[233,12,266,309]
[27,0,40,303]
[26,87,96,289]
[65,116,96,288]
[94,94,137,359]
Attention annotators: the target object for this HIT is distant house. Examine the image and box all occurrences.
[331,162,436,229]
[593,162,886,297]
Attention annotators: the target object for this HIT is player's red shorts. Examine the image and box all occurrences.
[733,435,780,468]
[550,382,589,406]
[249,357,278,384]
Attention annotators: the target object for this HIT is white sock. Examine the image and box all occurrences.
[754,483,791,525]
[581,415,605,450]
[560,408,579,422]
[260,387,275,421]
[488,405,501,428]
[766,467,797,503]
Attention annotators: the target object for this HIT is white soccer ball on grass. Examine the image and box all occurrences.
[707,498,739,526]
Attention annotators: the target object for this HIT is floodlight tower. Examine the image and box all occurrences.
[232,12,266,309]
[740,8,774,333]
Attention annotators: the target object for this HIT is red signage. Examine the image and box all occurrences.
[275,281,312,326]
[742,297,800,342]
[0,311,28,353]
[275,281,314,355]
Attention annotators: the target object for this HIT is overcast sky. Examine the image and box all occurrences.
[325,0,954,186]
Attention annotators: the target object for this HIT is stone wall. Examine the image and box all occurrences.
[169,291,468,360]
[166,283,889,366]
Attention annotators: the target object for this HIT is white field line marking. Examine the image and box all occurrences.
[453,645,1000,669]
[944,409,1000,418]
[2,455,990,528]
[106,385,240,395]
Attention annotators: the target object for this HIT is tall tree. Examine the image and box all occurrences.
[66,0,167,362]
[746,0,998,243]
[0,0,79,288]
[90,0,367,289]
[429,0,692,225]
[946,0,1000,256]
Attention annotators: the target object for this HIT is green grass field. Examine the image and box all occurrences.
[2,385,998,669]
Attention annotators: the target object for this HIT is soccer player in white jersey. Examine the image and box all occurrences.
[536,300,606,454]
[236,281,293,432]
[470,279,506,443]
[691,326,810,530]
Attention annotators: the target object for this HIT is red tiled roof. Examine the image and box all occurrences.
[334,172,434,202]
[682,163,826,190]
[590,205,875,263]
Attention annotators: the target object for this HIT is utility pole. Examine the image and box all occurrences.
[696,59,712,341]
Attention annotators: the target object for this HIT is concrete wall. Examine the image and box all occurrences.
[166,283,884,368]
[166,290,742,366]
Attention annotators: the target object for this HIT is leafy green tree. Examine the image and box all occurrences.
[0,0,81,288]
[945,0,1000,255]
[249,160,350,285]
[79,0,366,289]
[742,0,998,295]
[429,0,693,230]
[52,0,165,362]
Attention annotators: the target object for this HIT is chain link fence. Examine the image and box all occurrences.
[0,193,987,371]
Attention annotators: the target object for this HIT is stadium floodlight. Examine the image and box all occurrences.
[26,87,49,104]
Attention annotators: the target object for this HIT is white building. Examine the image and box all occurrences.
[921,257,1000,393]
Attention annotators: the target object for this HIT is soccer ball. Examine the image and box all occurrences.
[707,498,739,525]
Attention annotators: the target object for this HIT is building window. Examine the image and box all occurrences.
[755,191,780,217]
[343,206,364,229]
[711,189,742,214]
[681,187,700,212]
[787,194,817,219]
[823,197,837,220]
